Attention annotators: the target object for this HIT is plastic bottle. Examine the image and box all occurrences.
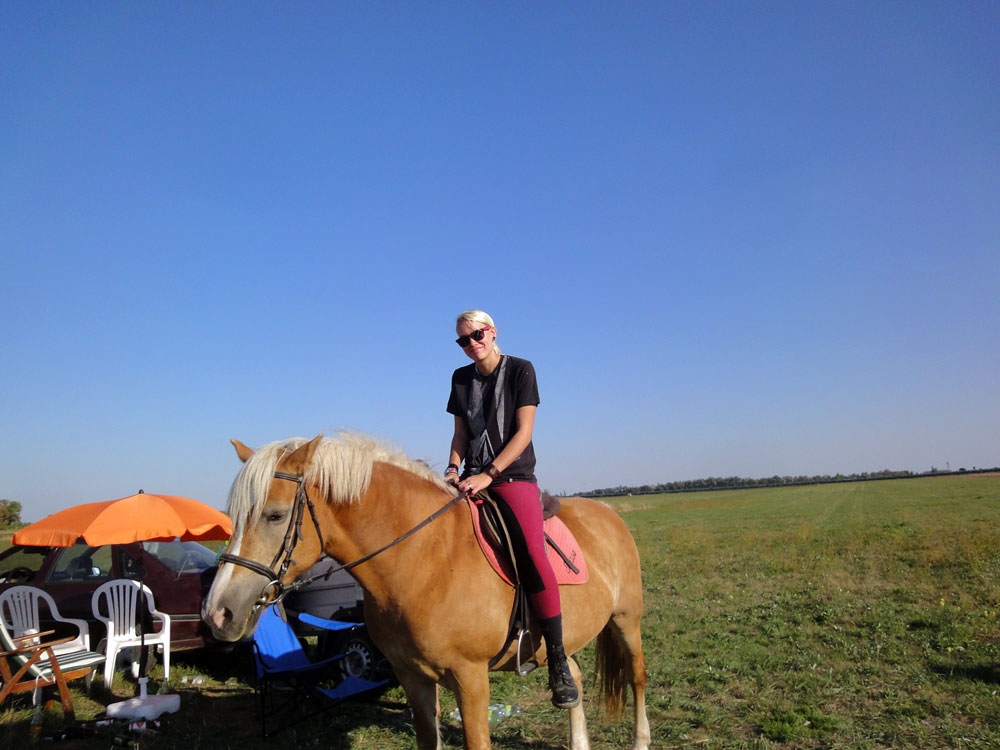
[449,704,521,725]
[487,703,520,724]
[29,703,43,744]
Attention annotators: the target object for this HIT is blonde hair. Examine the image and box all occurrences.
[456,310,502,354]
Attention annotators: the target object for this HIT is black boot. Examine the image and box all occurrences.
[540,615,580,709]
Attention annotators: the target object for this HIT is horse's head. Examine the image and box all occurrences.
[202,435,327,641]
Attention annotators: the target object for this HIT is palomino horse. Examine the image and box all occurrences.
[202,434,650,750]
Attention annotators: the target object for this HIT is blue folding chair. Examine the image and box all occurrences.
[250,604,391,736]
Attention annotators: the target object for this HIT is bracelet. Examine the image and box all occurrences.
[445,464,459,476]
[485,464,501,480]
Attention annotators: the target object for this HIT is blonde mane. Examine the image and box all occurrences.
[227,432,451,524]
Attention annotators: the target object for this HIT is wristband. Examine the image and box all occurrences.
[445,464,459,476]
[485,464,501,480]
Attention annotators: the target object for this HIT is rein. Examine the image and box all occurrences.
[219,469,466,609]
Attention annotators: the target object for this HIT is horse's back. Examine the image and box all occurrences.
[557,496,641,569]
[554,497,643,644]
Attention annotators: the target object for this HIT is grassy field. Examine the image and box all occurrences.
[2,474,999,748]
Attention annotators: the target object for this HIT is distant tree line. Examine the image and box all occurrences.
[0,499,23,530]
[577,466,1000,498]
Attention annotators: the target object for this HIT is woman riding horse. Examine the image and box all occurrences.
[445,309,578,709]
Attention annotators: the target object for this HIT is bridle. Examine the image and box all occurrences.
[218,469,465,610]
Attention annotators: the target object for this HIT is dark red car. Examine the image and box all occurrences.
[0,538,222,651]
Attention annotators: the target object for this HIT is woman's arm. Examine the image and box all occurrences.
[447,414,469,485]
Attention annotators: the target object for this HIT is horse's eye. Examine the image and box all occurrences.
[264,510,286,523]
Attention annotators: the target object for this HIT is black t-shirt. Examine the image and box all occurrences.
[447,355,540,482]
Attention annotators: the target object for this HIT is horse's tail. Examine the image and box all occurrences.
[592,623,630,720]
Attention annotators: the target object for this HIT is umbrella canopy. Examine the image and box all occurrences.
[13,491,232,547]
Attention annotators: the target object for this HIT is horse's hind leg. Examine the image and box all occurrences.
[566,657,591,750]
[614,612,651,750]
[630,672,651,750]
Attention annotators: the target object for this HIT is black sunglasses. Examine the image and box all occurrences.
[455,327,492,347]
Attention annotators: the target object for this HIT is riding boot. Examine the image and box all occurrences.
[539,615,580,709]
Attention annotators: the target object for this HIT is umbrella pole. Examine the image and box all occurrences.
[137,550,148,680]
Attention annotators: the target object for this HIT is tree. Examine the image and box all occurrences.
[0,499,23,529]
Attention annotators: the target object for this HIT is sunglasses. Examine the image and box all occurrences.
[455,327,492,347]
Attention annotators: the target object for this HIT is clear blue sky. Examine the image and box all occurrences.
[2,2,997,522]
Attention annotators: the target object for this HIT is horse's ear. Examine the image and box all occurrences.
[231,439,254,463]
[285,435,324,473]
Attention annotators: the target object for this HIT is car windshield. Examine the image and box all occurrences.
[0,539,219,585]
[0,545,51,584]
[141,540,219,573]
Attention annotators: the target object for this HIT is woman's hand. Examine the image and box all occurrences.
[459,472,493,496]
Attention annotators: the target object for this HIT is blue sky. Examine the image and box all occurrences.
[2,2,997,522]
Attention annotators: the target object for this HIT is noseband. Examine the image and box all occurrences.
[218,470,323,608]
[219,469,465,610]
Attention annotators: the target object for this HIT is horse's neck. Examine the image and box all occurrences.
[323,464,470,601]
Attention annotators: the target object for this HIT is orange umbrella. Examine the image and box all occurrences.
[13,490,232,547]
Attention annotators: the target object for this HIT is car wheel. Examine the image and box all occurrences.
[337,633,377,681]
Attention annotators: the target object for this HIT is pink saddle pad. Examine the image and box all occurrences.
[468,499,588,586]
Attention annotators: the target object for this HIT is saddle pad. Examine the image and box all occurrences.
[469,499,588,586]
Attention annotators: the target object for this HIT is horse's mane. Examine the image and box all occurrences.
[227,432,451,523]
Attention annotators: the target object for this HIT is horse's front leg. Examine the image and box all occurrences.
[396,669,443,750]
[444,663,492,750]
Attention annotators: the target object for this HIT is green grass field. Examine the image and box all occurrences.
[3,474,999,748]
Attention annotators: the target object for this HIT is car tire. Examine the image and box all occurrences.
[335,632,377,681]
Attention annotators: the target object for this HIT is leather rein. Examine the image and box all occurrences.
[218,469,465,610]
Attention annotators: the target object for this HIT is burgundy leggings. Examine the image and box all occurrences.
[489,480,562,620]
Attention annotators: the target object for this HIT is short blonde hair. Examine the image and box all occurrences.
[456,310,501,355]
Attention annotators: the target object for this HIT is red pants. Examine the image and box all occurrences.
[489,481,562,620]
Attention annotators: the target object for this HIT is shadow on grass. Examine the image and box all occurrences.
[1,644,571,750]
[929,660,1000,685]
[174,646,569,749]
[2,684,430,750]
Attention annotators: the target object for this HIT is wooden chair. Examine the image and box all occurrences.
[0,618,106,719]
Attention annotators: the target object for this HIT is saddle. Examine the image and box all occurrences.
[467,491,587,672]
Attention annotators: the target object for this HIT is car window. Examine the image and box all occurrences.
[141,540,218,573]
[0,546,50,584]
[46,542,113,582]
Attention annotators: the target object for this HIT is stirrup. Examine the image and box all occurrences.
[516,629,538,676]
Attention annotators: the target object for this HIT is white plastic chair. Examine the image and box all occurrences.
[0,585,92,655]
[91,579,171,688]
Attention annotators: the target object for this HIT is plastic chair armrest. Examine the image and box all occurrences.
[296,612,361,633]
